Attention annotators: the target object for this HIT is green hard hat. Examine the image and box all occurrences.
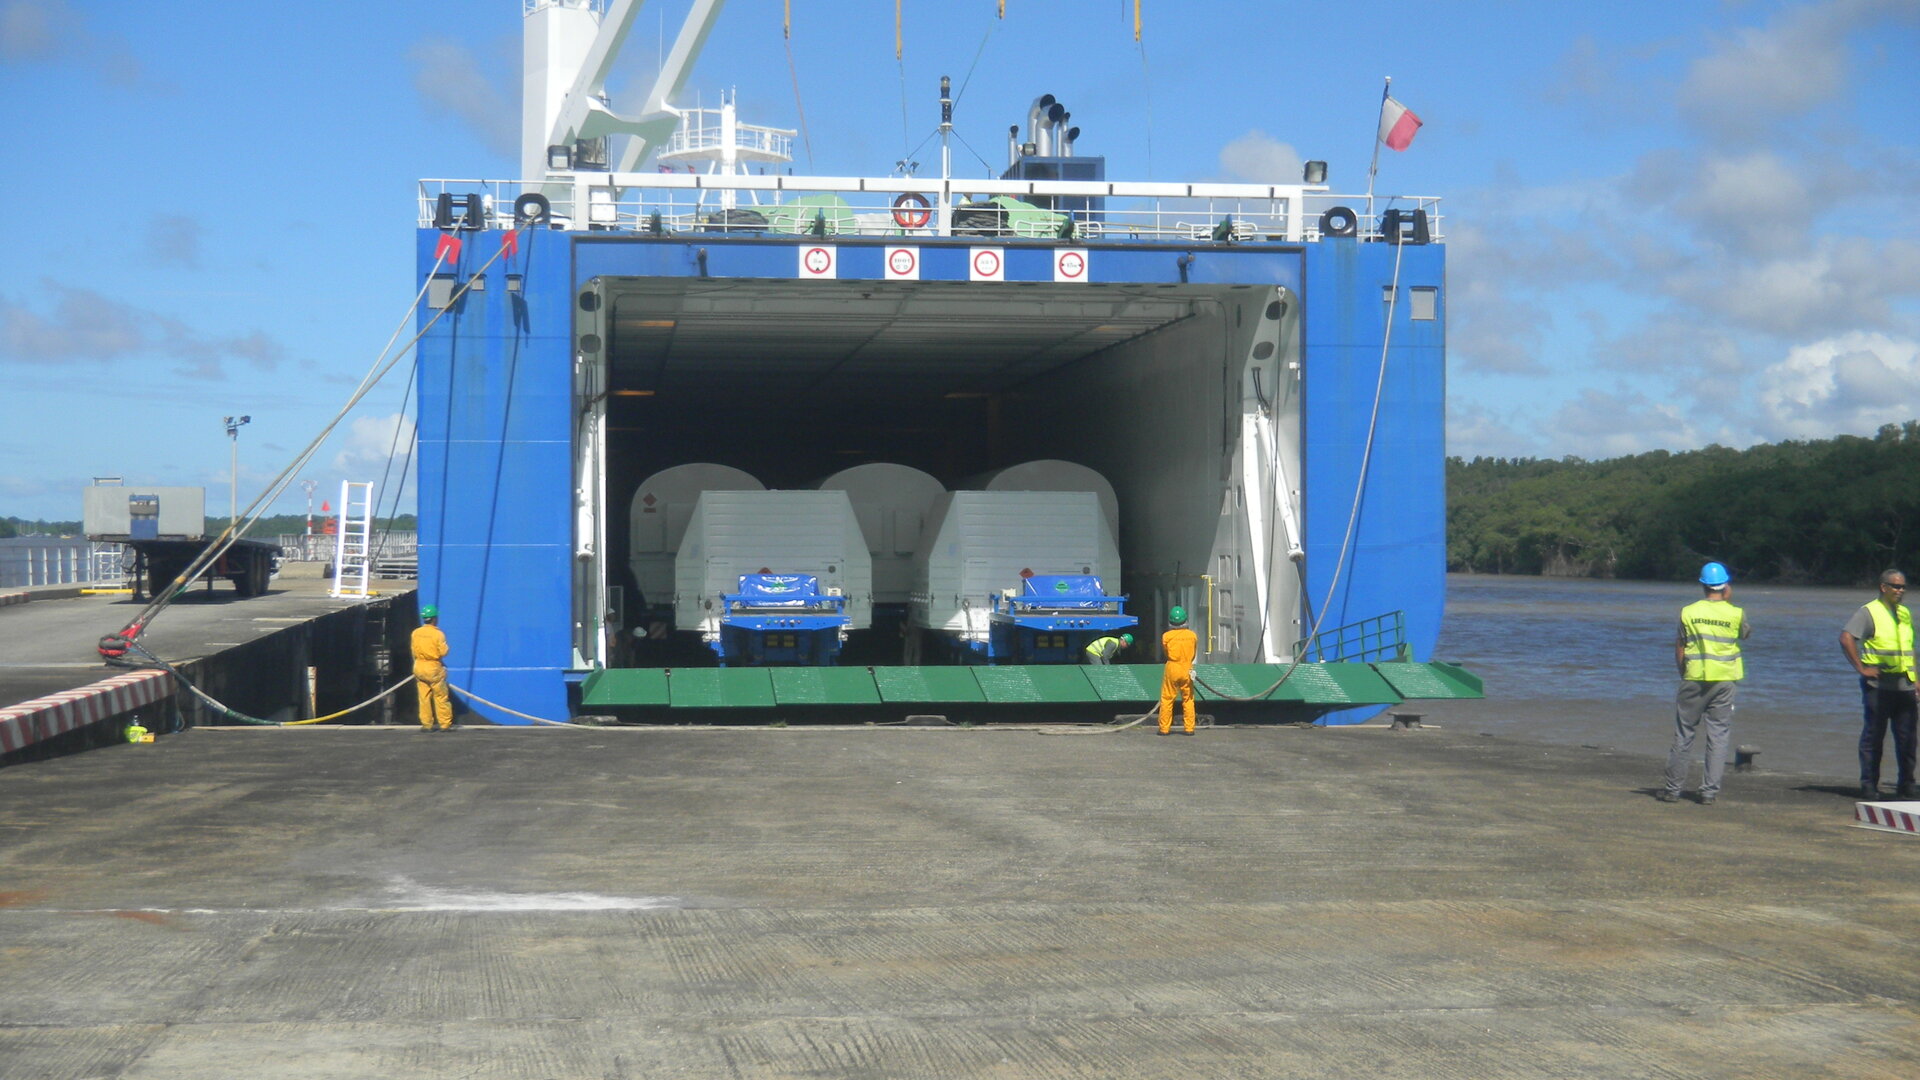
[1122,633,1134,645]
[1168,606,1188,626]
[421,604,439,619]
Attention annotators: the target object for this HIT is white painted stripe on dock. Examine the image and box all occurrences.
[0,668,173,754]
[1852,800,1920,835]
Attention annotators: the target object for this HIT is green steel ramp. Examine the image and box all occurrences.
[873,666,987,704]
[1192,663,1402,705]
[578,668,669,708]
[1082,664,1164,702]
[1371,661,1485,700]
[668,668,777,708]
[770,667,884,706]
[579,661,1476,711]
[972,666,1103,704]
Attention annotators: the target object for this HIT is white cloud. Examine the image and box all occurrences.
[1756,331,1920,439]
[0,0,76,62]
[1218,131,1301,184]
[0,0,142,84]
[1545,388,1703,459]
[332,414,416,503]
[1446,400,1543,460]
[145,215,203,270]
[0,279,287,379]
[410,38,518,160]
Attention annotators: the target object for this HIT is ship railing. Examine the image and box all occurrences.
[1296,609,1409,664]
[418,176,1442,244]
[658,113,796,161]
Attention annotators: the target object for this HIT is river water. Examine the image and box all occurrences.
[1416,573,1880,785]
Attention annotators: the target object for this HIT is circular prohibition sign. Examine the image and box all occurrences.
[891,192,933,229]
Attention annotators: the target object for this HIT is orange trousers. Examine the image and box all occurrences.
[1159,668,1195,734]
[415,663,452,729]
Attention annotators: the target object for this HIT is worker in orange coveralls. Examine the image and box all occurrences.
[1159,605,1198,736]
[412,603,453,732]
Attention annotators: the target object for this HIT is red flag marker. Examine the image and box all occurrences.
[501,230,519,258]
[434,233,462,261]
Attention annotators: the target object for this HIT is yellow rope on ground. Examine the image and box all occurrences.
[280,676,418,725]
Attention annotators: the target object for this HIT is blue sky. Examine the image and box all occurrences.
[3,0,1916,523]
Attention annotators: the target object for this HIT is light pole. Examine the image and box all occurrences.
[223,415,251,525]
[300,479,318,537]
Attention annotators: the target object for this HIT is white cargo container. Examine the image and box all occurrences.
[909,490,1120,647]
[83,485,207,540]
[673,490,873,637]
[815,463,945,605]
[968,460,1120,536]
[628,464,763,609]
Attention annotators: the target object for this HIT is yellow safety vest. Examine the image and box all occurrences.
[1859,601,1916,679]
[1679,598,1745,681]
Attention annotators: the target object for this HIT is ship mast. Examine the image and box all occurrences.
[522,0,730,182]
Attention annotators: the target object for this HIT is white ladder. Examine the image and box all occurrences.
[330,480,375,599]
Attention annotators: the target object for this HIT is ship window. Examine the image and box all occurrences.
[1381,285,1396,316]
[1411,286,1438,321]
[428,275,458,309]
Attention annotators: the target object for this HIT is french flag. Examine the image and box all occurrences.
[1378,95,1423,151]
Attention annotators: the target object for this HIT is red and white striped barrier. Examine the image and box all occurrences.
[1854,801,1920,836]
[0,669,174,754]
[0,591,28,608]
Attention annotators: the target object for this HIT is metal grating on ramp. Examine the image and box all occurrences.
[771,667,883,706]
[579,668,669,707]
[1082,664,1163,702]
[873,666,987,703]
[972,666,1102,704]
[1372,661,1485,700]
[1191,663,1401,705]
[668,668,776,708]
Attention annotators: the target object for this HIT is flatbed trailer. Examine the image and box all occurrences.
[120,536,280,600]
[83,483,280,600]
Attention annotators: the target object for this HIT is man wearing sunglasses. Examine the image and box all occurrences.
[1839,569,1916,800]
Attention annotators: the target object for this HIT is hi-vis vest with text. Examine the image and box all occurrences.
[1858,601,1916,680]
[1679,599,1745,681]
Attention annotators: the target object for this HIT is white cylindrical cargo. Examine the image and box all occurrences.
[628,464,763,609]
[909,490,1120,643]
[966,459,1119,536]
[673,490,874,637]
[816,463,946,605]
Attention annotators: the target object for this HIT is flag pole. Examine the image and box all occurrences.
[1366,76,1389,232]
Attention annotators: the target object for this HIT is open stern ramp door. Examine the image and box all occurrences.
[416,233,1444,722]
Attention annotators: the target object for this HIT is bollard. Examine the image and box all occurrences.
[1734,745,1760,771]
[1390,712,1424,730]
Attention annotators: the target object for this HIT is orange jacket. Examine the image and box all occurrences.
[1161,627,1197,674]
[411,624,449,673]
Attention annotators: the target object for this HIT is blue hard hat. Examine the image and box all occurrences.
[1698,562,1730,587]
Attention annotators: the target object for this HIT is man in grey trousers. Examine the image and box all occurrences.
[1661,561,1750,805]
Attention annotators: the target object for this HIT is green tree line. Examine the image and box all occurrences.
[1448,421,1920,585]
[1,514,417,539]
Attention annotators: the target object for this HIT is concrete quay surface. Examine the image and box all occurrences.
[1,721,1916,1079]
[0,575,384,708]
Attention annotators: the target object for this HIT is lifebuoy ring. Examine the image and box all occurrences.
[1319,205,1358,238]
[892,192,933,229]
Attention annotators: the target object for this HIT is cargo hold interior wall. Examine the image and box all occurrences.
[575,273,1303,672]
